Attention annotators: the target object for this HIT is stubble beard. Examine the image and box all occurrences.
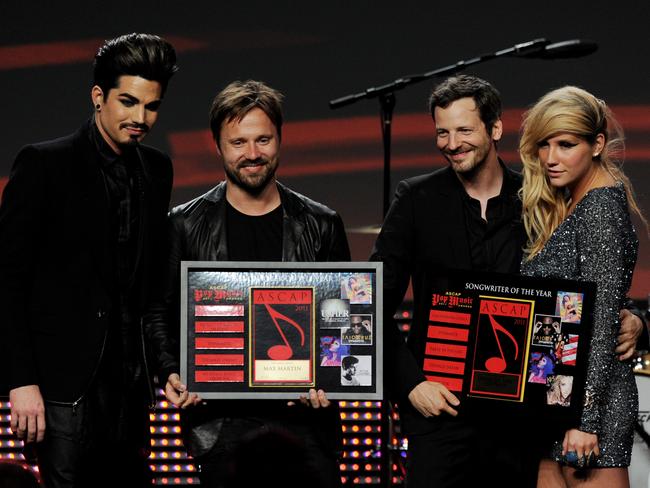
[445,142,494,181]
[447,145,487,175]
[224,157,279,196]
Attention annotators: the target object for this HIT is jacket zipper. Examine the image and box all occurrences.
[141,317,157,411]
[45,325,109,415]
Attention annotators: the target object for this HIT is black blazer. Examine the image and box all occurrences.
[0,120,173,404]
[370,165,524,433]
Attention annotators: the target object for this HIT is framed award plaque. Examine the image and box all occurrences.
[180,261,383,399]
[417,269,595,422]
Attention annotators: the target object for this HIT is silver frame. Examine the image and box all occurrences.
[180,261,383,400]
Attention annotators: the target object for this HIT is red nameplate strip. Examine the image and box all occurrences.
[195,370,244,383]
[195,337,244,349]
[195,354,244,366]
[427,325,469,342]
[195,321,245,333]
[428,309,471,325]
[425,342,468,359]
[425,375,463,392]
[195,305,245,317]
[423,358,465,376]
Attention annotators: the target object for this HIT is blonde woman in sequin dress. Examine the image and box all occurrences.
[519,86,646,487]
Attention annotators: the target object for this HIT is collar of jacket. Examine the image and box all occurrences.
[202,180,309,262]
[438,157,519,197]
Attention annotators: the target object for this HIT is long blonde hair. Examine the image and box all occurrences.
[519,86,646,259]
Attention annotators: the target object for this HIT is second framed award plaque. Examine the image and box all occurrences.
[180,261,383,399]
[415,269,595,423]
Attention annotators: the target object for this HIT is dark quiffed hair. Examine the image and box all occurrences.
[429,75,502,133]
[93,33,178,97]
[342,356,359,369]
[209,80,284,147]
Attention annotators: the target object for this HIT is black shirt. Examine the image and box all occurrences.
[226,201,283,261]
[221,201,288,420]
[91,121,141,297]
[90,121,142,387]
[459,161,525,274]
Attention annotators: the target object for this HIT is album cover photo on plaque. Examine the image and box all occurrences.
[181,262,382,399]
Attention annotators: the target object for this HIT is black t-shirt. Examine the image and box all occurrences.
[226,201,283,261]
[216,201,288,420]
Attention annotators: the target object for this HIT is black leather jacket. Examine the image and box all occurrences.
[143,181,350,457]
[144,180,351,383]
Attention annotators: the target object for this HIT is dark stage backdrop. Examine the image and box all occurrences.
[1,1,648,298]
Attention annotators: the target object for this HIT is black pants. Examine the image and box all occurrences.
[194,417,341,488]
[405,416,539,488]
[34,378,151,488]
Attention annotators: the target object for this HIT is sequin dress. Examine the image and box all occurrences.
[520,183,638,467]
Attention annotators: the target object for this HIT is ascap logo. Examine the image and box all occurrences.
[253,288,312,304]
[480,300,530,318]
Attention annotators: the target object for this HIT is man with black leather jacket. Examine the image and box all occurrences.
[144,80,350,488]
[0,34,177,487]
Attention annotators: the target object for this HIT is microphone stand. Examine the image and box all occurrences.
[330,38,549,217]
[329,38,549,488]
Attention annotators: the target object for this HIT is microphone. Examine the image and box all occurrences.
[519,39,598,59]
[506,38,550,57]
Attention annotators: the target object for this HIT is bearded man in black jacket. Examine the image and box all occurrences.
[0,33,177,488]
[144,80,350,488]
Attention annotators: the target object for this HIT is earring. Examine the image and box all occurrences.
[95,104,101,111]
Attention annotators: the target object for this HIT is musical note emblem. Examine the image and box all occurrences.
[264,303,305,360]
[485,314,519,373]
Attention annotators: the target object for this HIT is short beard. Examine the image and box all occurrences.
[445,147,489,178]
[224,158,277,196]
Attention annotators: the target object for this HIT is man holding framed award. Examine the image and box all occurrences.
[144,80,349,488]
[370,75,644,488]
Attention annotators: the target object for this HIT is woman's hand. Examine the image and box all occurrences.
[562,428,599,464]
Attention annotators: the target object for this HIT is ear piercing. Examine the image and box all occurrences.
[95,104,101,111]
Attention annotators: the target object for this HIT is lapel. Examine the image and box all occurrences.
[435,167,472,269]
[130,146,149,281]
[205,182,229,260]
[277,182,305,262]
[71,121,112,283]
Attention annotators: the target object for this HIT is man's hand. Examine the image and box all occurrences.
[408,381,460,418]
[617,309,643,361]
[165,373,201,409]
[9,385,45,443]
[288,389,331,408]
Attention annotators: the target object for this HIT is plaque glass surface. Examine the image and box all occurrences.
[181,262,383,399]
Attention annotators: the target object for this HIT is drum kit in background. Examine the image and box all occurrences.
[632,351,650,488]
